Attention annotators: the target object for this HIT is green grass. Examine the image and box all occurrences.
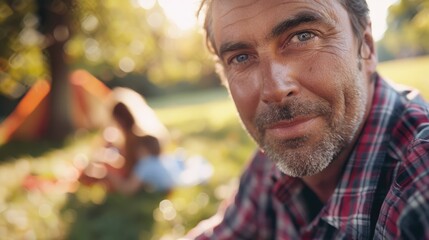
[378,55,429,100]
[0,56,428,239]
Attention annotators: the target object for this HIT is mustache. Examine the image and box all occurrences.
[255,99,331,130]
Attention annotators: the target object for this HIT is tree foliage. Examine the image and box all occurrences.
[0,0,214,99]
[378,0,429,61]
[0,1,45,98]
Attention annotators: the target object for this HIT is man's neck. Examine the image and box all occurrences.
[301,149,350,203]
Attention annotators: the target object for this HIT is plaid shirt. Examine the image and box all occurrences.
[192,75,429,239]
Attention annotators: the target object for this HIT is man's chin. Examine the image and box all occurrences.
[275,162,313,177]
[273,154,330,177]
[263,139,336,177]
[262,136,308,152]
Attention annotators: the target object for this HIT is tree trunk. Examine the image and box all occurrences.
[37,0,74,140]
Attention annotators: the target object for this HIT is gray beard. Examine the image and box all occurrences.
[254,88,364,177]
[263,129,345,177]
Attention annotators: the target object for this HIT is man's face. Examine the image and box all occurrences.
[211,0,374,176]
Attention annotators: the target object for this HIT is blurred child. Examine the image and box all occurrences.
[106,135,180,194]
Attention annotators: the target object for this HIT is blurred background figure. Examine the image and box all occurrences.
[79,87,212,194]
[79,87,170,187]
[107,135,178,194]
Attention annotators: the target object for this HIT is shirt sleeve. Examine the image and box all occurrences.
[398,185,429,239]
[189,151,274,240]
[397,137,429,239]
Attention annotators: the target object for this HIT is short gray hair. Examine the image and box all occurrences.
[198,0,370,55]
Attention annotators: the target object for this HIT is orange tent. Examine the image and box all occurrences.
[0,70,111,144]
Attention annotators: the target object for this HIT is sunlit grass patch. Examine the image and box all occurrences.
[378,55,429,100]
[0,133,99,239]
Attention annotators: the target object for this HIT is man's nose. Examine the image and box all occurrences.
[260,60,300,104]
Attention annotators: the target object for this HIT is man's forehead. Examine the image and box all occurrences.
[211,0,341,22]
[209,0,349,57]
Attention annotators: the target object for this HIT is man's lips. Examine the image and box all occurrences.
[264,116,319,139]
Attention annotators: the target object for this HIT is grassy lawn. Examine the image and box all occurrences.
[377,55,429,100]
[0,55,428,239]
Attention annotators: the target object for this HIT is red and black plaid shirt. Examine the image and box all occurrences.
[192,75,429,239]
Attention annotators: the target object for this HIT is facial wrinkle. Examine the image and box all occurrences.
[221,1,312,31]
[317,30,350,57]
[220,0,258,18]
[313,0,341,25]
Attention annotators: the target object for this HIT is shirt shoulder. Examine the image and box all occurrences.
[388,81,429,161]
[194,151,279,239]
[389,89,429,198]
[377,106,429,238]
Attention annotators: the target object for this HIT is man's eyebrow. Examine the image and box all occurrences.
[268,12,323,40]
[218,42,251,59]
[217,12,326,58]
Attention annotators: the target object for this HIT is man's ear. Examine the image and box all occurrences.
[360,21,377,77]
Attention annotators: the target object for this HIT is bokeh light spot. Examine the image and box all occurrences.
[81,14,99,33]
[119,57,135,73]
[136,0,156,10]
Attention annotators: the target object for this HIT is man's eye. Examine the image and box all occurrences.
[292,32,315,43]
[232,54,249,64]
